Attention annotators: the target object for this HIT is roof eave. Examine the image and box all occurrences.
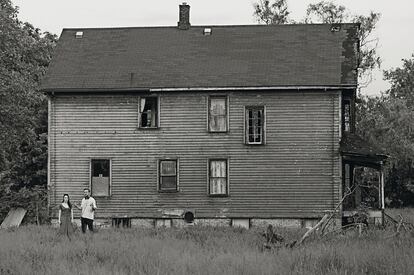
[40,85,357,94]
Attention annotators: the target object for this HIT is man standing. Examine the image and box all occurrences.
[81,188,97,233]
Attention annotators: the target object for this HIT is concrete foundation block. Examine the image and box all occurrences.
[131,218,154,228]
[94,219,112,228]
[251,218,302,228]
[155,219,172,228]
[194,218,231,227]
[232,219,250,229]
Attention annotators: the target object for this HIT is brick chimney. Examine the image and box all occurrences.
[178,2,190,30]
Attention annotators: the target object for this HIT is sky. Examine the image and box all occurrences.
[12,0,414,96]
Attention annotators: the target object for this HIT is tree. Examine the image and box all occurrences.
[304,1,347,23]
[0,0,57,222]
[305,1,381,87]
[252,2,413,206]
[253,0,290,25]
[357,54,414,206]
[253,1,381,88]
[383,54,414,106]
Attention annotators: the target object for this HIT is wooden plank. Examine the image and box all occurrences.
[0,208,27,229]
[49,91,341,219]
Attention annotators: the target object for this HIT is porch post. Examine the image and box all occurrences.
[380,162,385,209]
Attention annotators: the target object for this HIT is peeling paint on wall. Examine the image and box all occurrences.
[341,24,359,85]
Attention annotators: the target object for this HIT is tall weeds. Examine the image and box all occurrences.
[0,214,413,275]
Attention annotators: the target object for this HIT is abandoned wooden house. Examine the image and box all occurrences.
[40,3,388,228]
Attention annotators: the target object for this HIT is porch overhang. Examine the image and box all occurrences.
[340,133,389,169]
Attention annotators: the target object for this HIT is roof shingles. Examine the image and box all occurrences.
[41,24,359,91]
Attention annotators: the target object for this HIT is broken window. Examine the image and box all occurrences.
[209,159,228,196]
[246,107,265,144]
[139,97,158,128]
[159,160,178,192]
[91,159,110,197]
[343,99,351,132]
[209,96,227,132]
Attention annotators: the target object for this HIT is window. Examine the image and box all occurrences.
[245,106,265,144]
[209,159,228,196]
[91,159,111,197]
[208,96,228,132]
[159,160,178,192]
[343,99,351,132]
[139,97,158,128]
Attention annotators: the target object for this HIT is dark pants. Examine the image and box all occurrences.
[81,217,94,233]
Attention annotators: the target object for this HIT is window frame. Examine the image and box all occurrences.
[138,95,160,129]
[207,158,229,197]
[208,95,229,133]
[158,159,179,193]
[244,106,266,145]
[89,158,112,198]
[342,98,354,133]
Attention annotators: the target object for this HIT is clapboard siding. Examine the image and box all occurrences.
[49,90,341,218]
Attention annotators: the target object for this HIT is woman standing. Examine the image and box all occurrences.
[58,194,74,239]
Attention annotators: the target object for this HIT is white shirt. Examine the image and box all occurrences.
[81,197,97,220]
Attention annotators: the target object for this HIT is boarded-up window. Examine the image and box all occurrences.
[209,159,228,196]
[91,159,110,197]
[246,107,264,144]
[209,96,227,132]
[159,160,178,192]
[139,97,158,128]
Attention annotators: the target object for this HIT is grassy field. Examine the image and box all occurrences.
[0,209,413,275]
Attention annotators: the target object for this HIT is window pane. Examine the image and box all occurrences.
[92,177,109,196]
[209,115,227,132]
[210,160,226,178]
[91,159,110,196]
[159,160,178,191]
[210,98,226,115]
[209,97,227,131]
[92,160,110,177]
[210,178,227,195]
[246,107,264,144]
[140,97,157,127]
[160,176,177,190]
[161,160,176,176]
[344,101,350,132]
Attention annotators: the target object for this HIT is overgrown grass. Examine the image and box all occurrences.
[385,208,414,224]
[1,210,413,275]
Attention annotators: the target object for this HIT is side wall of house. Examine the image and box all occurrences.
[48,90,341,220]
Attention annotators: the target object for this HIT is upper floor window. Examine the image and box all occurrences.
[245,106,265,145]
[343,99,351,132]
[208,96,228,132]
[139,97,158,128]
[91,159,111,197]
[159,159,178,192]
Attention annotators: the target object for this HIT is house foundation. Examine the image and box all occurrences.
[51,217,335,229]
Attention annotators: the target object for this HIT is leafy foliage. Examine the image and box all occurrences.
[384,54,414,106]
[0,0,56,222]
[304,1,381,86]
[253,1,381,87]
[304,1,347,23]
[357,54,414,206]
[252,1,412,206]
[253,0,290,24]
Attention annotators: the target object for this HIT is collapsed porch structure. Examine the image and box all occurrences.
[340,133,389,225]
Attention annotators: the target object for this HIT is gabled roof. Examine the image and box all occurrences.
[40,23,359,92]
